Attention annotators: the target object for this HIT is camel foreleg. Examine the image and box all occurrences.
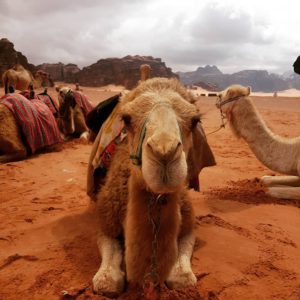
[93,233,125,297]
[166,233,197,289]
[266,186,300,201]
[261,175,300,187]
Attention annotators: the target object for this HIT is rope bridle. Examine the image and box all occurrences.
[206,95,242,136]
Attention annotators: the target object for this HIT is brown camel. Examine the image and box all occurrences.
[216,84,300,200]
[56,86,93,140]
[2,65,52,94]
[90,77,213,296]
[0,93,62,163]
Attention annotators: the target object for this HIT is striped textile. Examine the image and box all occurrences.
[0,93,62,153]
[73,91,94,118]
[36,93,59,115]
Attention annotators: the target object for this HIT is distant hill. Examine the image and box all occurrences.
[1,38,299,91]
[76,55,178,89]
[36,62,80,82]
[177,65,300,92]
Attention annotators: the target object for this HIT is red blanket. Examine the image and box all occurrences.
[36,94,59,115]
[0,93,62,153]
[73,91,94,118]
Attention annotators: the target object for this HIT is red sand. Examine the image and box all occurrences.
[1,86,300,299]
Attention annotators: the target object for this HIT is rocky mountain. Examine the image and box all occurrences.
[76,55,178,89]
[1,38,299,91]
[178,65,299,92]
[0,38,35,81]
[36,63,80,82]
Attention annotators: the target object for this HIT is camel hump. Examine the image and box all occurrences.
[12,64,25,71]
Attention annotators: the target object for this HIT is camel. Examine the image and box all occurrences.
[89,77,215,297]
[56,86,93,140]
[2,65,52,94]
[216,84,300,200]
[0,92,62,163]
[140,64,151,82]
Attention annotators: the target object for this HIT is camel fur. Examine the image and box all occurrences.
[56,86,90,140]
[140,64,151,82]
[217,84,300,200]
[2,65,52,94]
[92,78,204,296]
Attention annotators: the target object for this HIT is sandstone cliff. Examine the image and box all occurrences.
[0,38,35,84]
[76,55,178,89]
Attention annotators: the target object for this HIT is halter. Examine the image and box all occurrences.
[216,95,242,109]
[207,95,242,135]
[128,102,182,166]
[129,118,147,165]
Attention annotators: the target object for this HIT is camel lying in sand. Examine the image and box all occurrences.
[89,77,216,296]
[2,65,52,94]
[217,84,300,200]
[0,93,62,163]
[56,86,94,140]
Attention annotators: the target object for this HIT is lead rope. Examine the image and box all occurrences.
[143,194,166,300]
[206,108,227,136]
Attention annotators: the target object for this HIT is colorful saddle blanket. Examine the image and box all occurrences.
[0,93,62,153]
[36,93,59,115]
[73,91,94,118]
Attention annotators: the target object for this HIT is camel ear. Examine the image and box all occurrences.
[187,122,216,191]
[247,86,251,96]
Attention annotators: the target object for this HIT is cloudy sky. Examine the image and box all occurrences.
[1,0,299,74]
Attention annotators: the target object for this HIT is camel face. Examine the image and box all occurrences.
[217,84,251,114]
[121,90,199,194]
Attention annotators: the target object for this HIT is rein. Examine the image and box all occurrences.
[143,193,167,299]
[206,95,242,136]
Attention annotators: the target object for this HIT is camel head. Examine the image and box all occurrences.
[56,85,72,106]
[216,84,251,115]
[56,87,76,135]
[120,78,200,194]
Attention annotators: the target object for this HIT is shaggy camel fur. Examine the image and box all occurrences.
[2,65,51,94]
[56,86,90,140]
[92,78,202,296]
[217,84,300,200]
[140,64,151,81]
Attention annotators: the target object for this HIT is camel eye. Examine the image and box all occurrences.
[191,116,200,129]
[121,113,132,127]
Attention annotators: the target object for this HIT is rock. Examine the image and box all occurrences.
[76,55,178,89]
[0,38,35,85]
[36,63,80,82]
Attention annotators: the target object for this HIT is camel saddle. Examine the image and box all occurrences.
[0,93,62,154]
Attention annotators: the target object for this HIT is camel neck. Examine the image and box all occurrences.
[231,98,299,175]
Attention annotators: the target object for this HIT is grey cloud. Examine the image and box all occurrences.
[0,0,298,74]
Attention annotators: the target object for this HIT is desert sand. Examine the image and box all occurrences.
[0,85,300,300]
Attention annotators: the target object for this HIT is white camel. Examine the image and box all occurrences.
[216,84,300,200]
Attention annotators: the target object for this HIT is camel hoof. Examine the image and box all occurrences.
[166,267,197,289]
[80,131,89,140]
[93,267,125,297]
